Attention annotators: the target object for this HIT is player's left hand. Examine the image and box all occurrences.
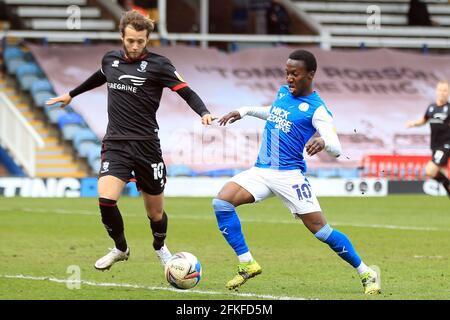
[202,113,217,125]
[305,137,325,156]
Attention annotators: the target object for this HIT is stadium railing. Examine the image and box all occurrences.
[0,92,45,177]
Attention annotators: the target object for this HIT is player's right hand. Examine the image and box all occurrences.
[46,93,72,108]
[218,111,241,126]
[405,120,415,128]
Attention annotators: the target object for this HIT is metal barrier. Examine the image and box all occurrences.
[0,92,44,177]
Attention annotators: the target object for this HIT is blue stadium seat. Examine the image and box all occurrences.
[3,46,24,61]
[73,129,99,157]
[57,112,84,129]
[61,123,84,141]
[76,140,99,158]
[6,57,25,75]
[90,158,101,174]
[16,63,42,91]
[16,62,41,78]
[73,129,98,147]
[87,144,102,172]
[31,79,53,96]
[33,91,55,108]
[18,74,40,91]
[45,106,66,124]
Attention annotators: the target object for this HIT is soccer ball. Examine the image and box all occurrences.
[164,252,202,290]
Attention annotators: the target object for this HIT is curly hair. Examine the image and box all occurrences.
[119,10,154,38]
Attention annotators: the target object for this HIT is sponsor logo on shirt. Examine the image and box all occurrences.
[267,106,292,133]
[112,60,119,67]
[118,75,146,86]
[107,75,147,93]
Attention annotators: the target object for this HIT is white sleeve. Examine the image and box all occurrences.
[236,106,271,120]
[312,106,342,158]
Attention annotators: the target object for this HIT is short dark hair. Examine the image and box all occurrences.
[288,50,317,72]
[119,10,154,38]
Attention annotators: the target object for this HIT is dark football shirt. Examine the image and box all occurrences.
[101,50,189,141]
[424,102,450,150]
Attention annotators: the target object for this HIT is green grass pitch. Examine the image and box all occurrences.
[0,195,449,300]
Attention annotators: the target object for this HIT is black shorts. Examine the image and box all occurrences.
[431,149,450,166]
[99,140,167,195]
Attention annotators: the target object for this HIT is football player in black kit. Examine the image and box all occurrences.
[406,80,450,197]
[47,11,215,270]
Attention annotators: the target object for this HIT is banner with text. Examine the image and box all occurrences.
[29,45,450,171]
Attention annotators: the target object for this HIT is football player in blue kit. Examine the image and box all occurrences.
[214,50,381,295]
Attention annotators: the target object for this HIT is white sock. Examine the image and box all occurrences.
[238,252,253,263]
[356,261,370,275]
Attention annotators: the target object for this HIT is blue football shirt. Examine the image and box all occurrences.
[255,85,333,172]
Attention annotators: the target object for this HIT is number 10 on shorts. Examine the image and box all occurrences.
[292,183,312,201]
[151,162,164,180]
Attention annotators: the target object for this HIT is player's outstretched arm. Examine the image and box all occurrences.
[46,93,72,108]
[176,87,216,125]
[218,106,271,126]
[46,69,106,108]
[406,117,427,128]
[218,111,241,126]
[311,106,342,157]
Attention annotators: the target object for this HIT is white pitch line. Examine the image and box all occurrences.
[0,274,306,300]
[5,207,450,232]
[413,255,444,259]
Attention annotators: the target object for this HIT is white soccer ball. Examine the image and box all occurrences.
[164,252,202,290]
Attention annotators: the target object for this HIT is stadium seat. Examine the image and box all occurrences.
[76,140,99,158]
[61,123,84,141]
[31,79,53,96]
[44,106,66,124]
[87,144,102,172]
[57,112,84,129]
[3,46,24,61]
[16,63,42,91]
[33,91,55,108]
[73,129,99,157]
[73,128,97,145]
[18,74,40,91]
[15,62,41,78]
[5,57,25,75]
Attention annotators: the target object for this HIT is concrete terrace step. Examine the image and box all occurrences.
[36,158,74,165]
[16,6,101,18]
[28,19,116,31]
[42,136,59,147]
[37,149,65,156]
[37,162,78,169]
[36,168,87,178]
[36,171,87,178]
[37,154,71,160]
